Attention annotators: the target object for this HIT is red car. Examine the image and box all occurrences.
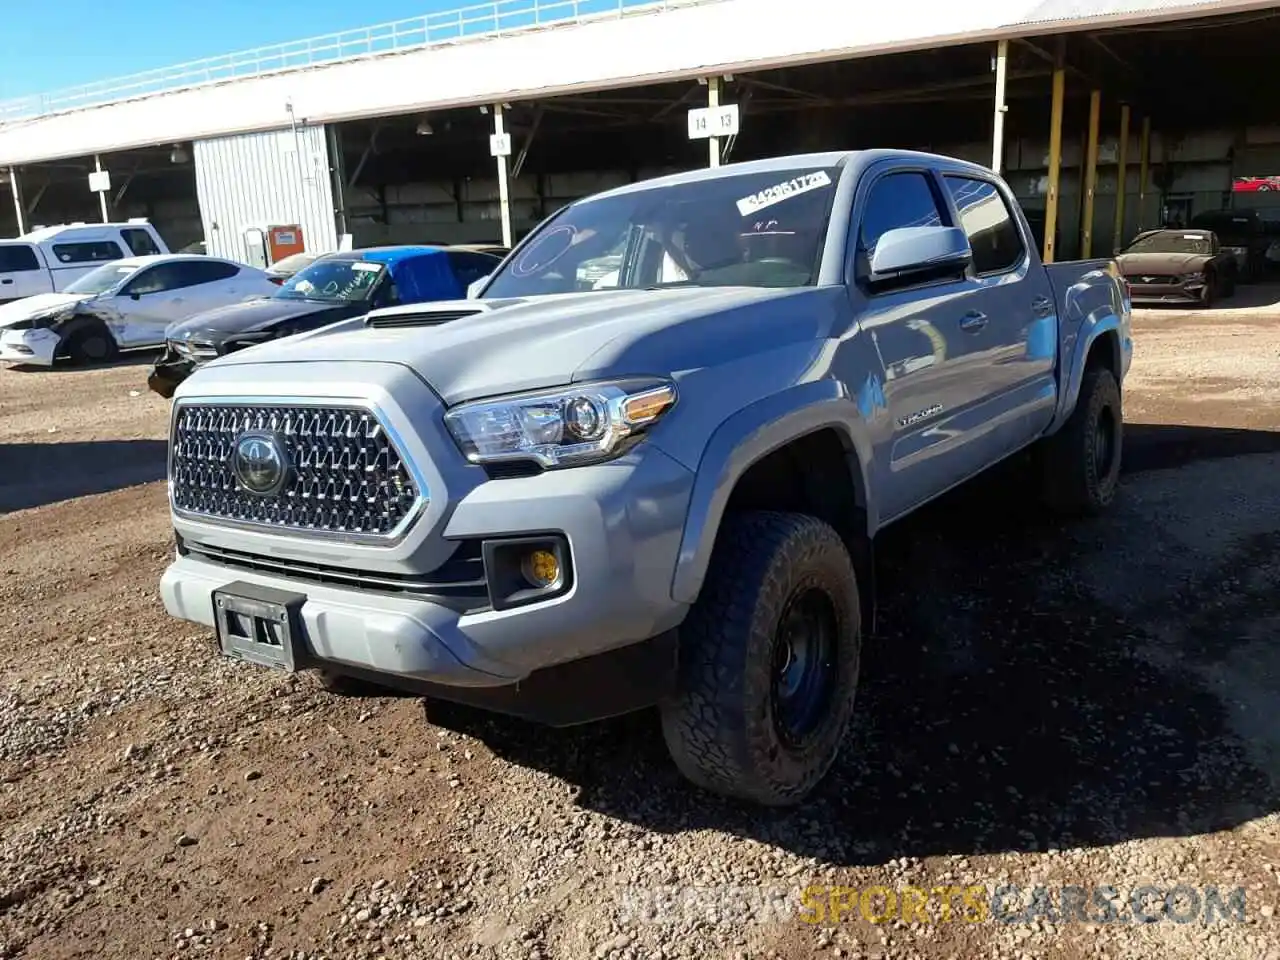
[1232,176,1280,193]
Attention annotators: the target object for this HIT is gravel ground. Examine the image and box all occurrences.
[1,297,1279,960]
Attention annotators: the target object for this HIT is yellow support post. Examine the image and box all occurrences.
[1113,103,1130,253]
[1081,89,1101,259]
[1138,116,1151,231]
[1043,67,1066,264]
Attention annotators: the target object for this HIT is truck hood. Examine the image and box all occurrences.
[207,285,839,405]
[1116,252,1211,275]
[0,292,93,329]
[165,297,354,342]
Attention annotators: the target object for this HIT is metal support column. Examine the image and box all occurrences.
[1080,90,1101,259]
[8,167,25,235]
[94,155,109,223]
[1043,61,1066,264]
[1112,104,1130,252]
[992,39,1009,173]
[494,104,513,248]
[1138,116,1151,231]
[326,125,349,244]
[707,76,722,168]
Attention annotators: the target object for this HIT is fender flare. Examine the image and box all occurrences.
[669,378,875,605]
[1050,314,1125,434]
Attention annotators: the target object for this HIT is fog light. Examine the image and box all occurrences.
[522,549,560,587]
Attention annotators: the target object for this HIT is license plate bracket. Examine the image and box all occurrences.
[212,581,307,672]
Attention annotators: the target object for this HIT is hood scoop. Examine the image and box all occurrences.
[365,301,492,329]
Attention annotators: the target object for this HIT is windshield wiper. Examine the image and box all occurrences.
[644,280,703,290]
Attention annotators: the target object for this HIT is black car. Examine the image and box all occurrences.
[1188,209,1268,282]
[146,244,501,397]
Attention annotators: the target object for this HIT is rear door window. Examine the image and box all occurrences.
[178,260,240,285]
[446,251,500,290]
[943,176,1025,275]
[122,228,162,256]
[51,241,125,265]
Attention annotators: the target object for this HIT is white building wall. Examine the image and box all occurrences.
[193,124,338,261]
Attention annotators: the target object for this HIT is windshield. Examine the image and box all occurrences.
[1124,232,1214,256]
[482,166,841,298]
[63,262,137,295]
[276,258,385,303]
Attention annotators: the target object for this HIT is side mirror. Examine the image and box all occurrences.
[868,226,971,285]
[466,275,490,300]
[130,292,141,301]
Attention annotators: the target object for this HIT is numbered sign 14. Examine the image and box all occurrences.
[687,104,740,140]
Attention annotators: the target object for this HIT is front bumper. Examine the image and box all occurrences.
[0,328,58,365]
[160,442,696,689]
[1126,279,1205,305]
[147,352,198,398]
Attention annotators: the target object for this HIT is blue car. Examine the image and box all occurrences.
[147,244,503,397]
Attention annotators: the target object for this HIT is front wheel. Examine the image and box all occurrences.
[659,511,862,806]
[62,323,119,365]
[1198,274,1216,308]
[1040,366,1123,516]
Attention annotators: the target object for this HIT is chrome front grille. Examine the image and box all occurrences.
[170,401,425,540]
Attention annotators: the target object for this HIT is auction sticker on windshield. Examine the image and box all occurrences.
[736,171,832,217]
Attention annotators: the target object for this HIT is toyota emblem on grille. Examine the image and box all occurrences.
[231,431,289,496]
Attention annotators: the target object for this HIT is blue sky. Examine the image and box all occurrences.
[0,0,471,100]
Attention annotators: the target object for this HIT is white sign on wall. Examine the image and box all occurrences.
[88,170,111,193]
[489,133,512,157]
[687,104,740,140]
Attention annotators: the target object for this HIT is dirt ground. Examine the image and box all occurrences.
[1,294,1279,960]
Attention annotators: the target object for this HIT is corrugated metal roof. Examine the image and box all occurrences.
[1,0,1274,167]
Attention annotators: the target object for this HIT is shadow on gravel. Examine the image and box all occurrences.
[0,439,167,512]
[1122,422,1280,473]
[425,421,1279,865]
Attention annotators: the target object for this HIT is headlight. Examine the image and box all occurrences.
[443,378,677,469]
[28,308,74,329]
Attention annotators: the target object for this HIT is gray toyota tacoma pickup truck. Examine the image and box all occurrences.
[160,150,1133,806]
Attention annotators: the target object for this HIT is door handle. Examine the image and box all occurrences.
[0,278,12,285]
[959,310,988,332]
[1031,296,1053,317]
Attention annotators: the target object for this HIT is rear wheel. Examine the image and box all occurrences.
[659,511,861,806]
[1040,365,1123,516]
